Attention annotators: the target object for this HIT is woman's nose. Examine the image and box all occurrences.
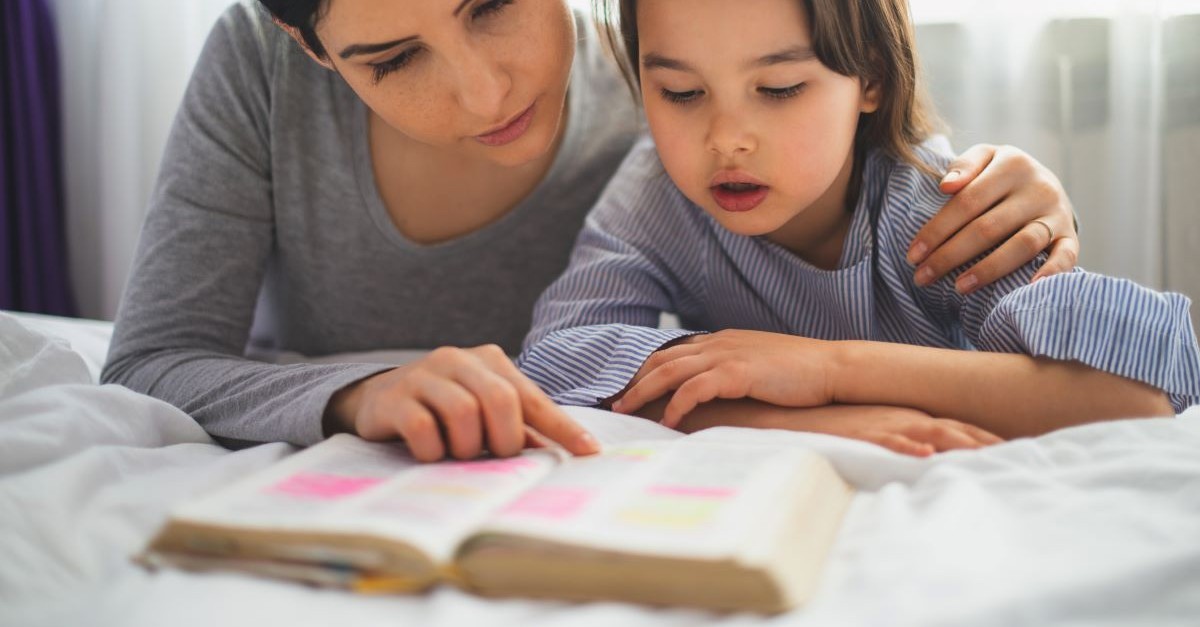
[452,46,512,121]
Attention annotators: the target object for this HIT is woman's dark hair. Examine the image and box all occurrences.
[594,0,943,178]
[258,0,330,59]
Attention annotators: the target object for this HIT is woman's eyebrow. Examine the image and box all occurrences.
[339,36,418,60]
[338,0,474,60]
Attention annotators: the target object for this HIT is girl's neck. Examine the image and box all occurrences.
[766,148,861,270]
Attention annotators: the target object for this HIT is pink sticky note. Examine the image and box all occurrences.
[269,473,384,500]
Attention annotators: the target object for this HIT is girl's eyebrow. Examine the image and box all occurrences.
[752,46,816,67]
[642,46,816,73]
[642,53,693,73]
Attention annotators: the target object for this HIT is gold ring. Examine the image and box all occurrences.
[1031,218,1055,244]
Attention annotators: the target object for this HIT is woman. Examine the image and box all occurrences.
[103,0,1081,461]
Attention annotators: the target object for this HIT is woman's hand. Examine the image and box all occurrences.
[611,330,839,427]
[908,144,1080,294]
[325,345,599,462]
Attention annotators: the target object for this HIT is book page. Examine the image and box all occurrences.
[174,434,559,564]
[474,438,816,561]
[561,406,681,446]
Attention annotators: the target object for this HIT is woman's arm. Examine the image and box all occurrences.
[103,6,395,447]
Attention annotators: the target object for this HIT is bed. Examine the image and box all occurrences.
[2,309,1199,627]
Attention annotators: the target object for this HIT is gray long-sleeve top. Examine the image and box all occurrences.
[101,2,640,447]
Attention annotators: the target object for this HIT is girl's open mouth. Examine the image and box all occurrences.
[711,182,769,212]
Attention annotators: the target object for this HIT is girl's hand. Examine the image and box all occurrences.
[638,397,1005,457]
[769,404,1005,457]
[611,330,838,428]
[908,144,1080,293]
[325,345,599,462]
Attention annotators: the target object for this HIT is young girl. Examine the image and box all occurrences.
[519,0,1200,455]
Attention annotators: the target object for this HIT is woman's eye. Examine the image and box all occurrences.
[370,48,422,84]
[760,83,806,100]
[472,0,515,19]
[660,88,703,104]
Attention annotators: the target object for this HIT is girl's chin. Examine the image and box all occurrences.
[708,212,780,238]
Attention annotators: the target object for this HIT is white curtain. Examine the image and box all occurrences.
[50,0,1200,323]
[912,0,1200,328]
[48,0,231,320]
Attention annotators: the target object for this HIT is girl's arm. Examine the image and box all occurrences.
[829,341,1174,439]
[613,329,1177,440]
[638,397,1002,457]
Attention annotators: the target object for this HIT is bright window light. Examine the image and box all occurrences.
[910,0,1200,23]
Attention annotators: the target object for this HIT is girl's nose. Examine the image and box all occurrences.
[453,46,512,122]
[706,109,756,158]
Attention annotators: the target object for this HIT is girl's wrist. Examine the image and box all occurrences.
[826,340,871,405]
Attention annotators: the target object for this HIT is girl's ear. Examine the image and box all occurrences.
[860,78,883,114]
[271,17,335,71]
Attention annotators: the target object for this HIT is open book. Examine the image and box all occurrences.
[141,408,855,613]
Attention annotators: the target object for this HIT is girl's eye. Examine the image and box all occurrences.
[760,83,806,100]
[370,47,422,84]
[660,88,703,104]
[472,0,515,19]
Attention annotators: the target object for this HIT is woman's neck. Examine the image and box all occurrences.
[766,148,860,270]
[367,105,568,245]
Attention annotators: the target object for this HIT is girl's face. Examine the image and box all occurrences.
[315,0,575,167]
[637,0,880,247]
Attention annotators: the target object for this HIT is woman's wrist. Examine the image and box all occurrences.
[323,379,367,437]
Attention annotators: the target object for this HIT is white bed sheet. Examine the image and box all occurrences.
[2,310,1199,627]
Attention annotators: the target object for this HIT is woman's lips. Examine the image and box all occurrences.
[474,102,536,147]
[710,171,769,212]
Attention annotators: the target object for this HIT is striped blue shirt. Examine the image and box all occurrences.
[519,136,1200,413]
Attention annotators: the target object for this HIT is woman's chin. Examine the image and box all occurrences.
[476,117,560,168]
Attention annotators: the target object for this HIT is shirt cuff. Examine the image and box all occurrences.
[519,325,704,406]
[977,274,1200,413]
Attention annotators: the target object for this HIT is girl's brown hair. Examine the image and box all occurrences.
[594,0,943,178]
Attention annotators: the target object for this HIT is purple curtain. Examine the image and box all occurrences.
[1,0,74,315]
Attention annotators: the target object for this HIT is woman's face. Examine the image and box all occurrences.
[314,0,575,167]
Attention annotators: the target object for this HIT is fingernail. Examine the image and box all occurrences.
[576,432,600,454]
[956,273,979,294]
[907,241,928,264]
[942,170,960,185]
[915,267,934,286]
